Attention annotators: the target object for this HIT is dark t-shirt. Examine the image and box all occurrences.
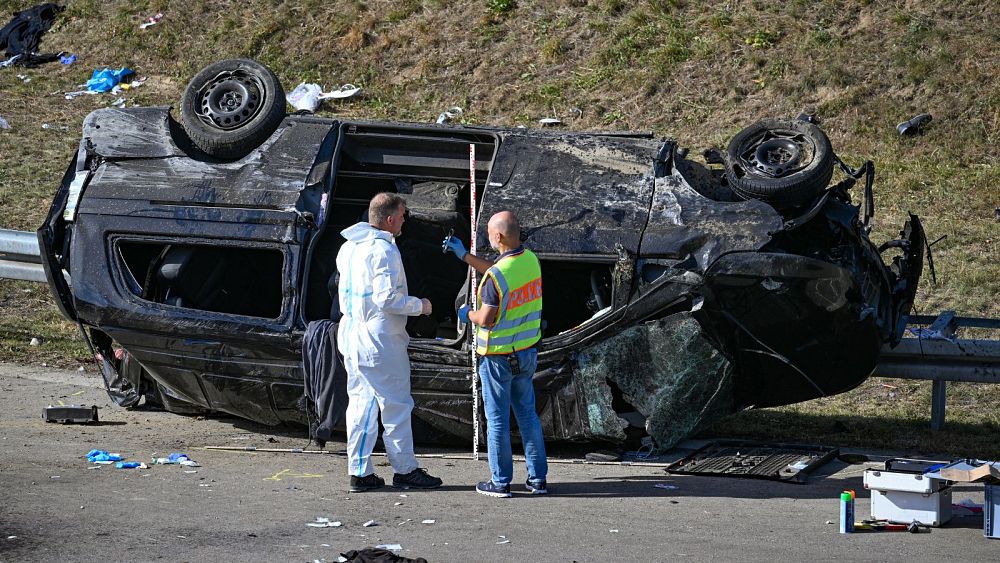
[479,246,525,307]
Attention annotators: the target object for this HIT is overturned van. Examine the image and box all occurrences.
[38,59,925,449]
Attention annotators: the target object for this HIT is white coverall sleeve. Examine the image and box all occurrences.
[369,244,424,316]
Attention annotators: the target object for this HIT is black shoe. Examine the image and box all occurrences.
[392,468,442,489]
[477,480,512,498]
[525,478,548,495]
[349,473,385,492]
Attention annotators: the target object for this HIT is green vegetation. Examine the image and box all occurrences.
[0,0,997,454]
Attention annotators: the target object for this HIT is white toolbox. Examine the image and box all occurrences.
[864,462,953,526]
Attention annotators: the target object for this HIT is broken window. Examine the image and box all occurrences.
[116,241,285,319]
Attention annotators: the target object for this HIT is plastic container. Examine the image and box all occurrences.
[986,483,1000,539]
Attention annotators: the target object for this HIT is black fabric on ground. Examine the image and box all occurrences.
[302,320,348,447]
[339,547,428,563]
[0,3,63,67]
[87,328,141,408]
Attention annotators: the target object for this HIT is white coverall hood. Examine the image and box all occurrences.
[336,221,423,477]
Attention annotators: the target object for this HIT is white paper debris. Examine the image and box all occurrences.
[436,106,463,124]
[421,519,435,524]
[375,544,402,552]
[307,517,343,528]
[538,117,561,126]
[319,84,362,100]
[610,529,619,533]
[363,519,377,527]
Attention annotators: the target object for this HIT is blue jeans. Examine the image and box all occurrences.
[478,347,548,486]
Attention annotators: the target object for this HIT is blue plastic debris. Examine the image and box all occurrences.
[115,461,143,469]
[59,53,77,65]
[86,67,134,93]
[86,449,123,463]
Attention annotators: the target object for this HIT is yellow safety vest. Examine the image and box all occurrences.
[476,248,543,355]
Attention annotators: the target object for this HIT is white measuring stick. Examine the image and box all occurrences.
[469,142,479,460]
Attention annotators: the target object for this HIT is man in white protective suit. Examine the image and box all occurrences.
[336,192,444,492]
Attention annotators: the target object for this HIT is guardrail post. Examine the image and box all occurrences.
[930,379,947,431]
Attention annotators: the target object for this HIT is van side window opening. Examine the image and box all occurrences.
[117,241,285,319]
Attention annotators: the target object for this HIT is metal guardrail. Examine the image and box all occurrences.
[875,311,1000,430]
[0,228,46,283]
[1,228,998,429]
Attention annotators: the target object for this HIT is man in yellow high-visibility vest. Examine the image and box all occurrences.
[443,211,548,498]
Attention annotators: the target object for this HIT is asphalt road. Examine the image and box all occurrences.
[1,363,996,562]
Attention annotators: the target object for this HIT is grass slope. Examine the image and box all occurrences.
[1,0,997,454]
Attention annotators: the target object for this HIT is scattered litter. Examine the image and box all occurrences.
[115,461,147,469]
[86,449,122,463]
[287,82,323,111]
[76,366,85,372]
[436,106,463,124]
[139,13,164,30]
[363,519,377,527]
[306,517,343,528]
[111,97,126,108]
[909,327,957,342]
[152,452,198,466]
[609,529,619,533]
[59,53,77,65]
[538,117,561,126]
[50,475,59,479]
[87,466,101,470]
[825,520,834,525]
[397,519,412,526]
[318,84,361,100]
[421,519,435,524]
[64,89,100,100]
[399,494,407,498]
[16,74,30,83]
[0,115,9,129]
[897,113,932,136]
[29,337,41,346]
[374,544,403,552]
[86,67,135,93]
[116,78,145,93]
[183,470,198,474]
[654,483,679,490]
[394,502,403,506]
[496,535,510,545]
[1,54,22,68]
[788,460,810,471]
[7,535,16,539]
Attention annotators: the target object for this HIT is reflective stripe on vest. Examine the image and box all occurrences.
[476,248,543,355]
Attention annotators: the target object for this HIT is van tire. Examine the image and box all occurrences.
[724,118,834,209]
[179,59,286,160]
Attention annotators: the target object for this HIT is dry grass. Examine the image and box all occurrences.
[0,0,997,450]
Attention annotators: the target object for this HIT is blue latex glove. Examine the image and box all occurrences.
[443,235,467,261]
[457,304,470,324]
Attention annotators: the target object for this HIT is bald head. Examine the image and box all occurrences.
[487,211,521,252]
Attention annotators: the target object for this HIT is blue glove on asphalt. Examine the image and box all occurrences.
[443,235,467,261]
[457,304,470,324]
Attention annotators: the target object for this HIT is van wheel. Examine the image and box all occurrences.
[179,59,286,159]
[724,118,834,209]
